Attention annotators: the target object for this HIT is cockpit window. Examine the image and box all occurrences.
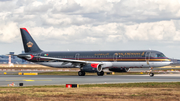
[150,53,156,57]
[156,53,166,57]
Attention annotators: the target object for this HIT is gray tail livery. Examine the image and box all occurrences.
[20,28,42,53]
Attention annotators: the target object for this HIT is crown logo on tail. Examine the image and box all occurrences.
[27,41,33,47]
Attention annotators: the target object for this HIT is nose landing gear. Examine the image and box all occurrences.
[149,72,154,77]
[149,67,154,77]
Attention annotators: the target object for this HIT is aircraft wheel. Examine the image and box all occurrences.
[97,71,104,76]
[78,71,85,76]
[149,73,154,77]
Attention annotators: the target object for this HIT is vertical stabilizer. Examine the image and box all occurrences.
[20,28,42,53]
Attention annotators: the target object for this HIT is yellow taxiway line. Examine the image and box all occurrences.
[6,79,52,81]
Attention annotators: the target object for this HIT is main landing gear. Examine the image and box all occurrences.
[97,71,104,76]
[78,71,85,76]
[78,71,105,76]
[149,67,154,77]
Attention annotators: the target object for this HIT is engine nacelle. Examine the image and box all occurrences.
[109,68,130,72]
[81,63,102,72]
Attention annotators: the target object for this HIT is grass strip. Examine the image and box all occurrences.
[80,82,180,88]
[1,82,180,101]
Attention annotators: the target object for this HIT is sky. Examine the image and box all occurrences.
[1,0,180,58]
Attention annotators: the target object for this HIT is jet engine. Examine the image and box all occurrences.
[81,63,102,72]
[109,68,130,72]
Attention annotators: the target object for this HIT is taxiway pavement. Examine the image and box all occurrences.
[0,74,180,86]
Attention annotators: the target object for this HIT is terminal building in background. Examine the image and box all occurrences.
[0,51,29,64]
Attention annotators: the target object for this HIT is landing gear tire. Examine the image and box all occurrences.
[78,71,85,76]
[97,71,104,76]
[149,73,154,77]
[149,67,154,77]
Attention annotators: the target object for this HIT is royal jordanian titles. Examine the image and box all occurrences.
[12,28,172,77]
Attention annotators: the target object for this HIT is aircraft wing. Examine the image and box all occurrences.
[9,54,96,64]
[37,56,96,64]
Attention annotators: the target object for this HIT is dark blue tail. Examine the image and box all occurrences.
[20,28,42,53]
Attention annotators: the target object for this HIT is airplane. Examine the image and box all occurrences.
[12,28,172,77]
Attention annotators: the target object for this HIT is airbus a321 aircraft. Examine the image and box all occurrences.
[13,28,172,77]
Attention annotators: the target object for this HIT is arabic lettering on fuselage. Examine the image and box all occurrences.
[118,52,143,56]
[94,52,145,56]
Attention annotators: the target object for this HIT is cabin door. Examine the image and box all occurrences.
[145,51,151,67]
[75,53,80,60]
[113,53,118,62]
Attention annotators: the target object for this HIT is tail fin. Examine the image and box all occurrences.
[20,28,42,53]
